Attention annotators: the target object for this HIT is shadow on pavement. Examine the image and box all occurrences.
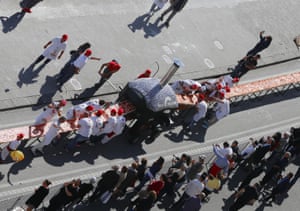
[33,75,60,111]
[128,13,163,38]
[0,11,25,33]
[16,63,47,88]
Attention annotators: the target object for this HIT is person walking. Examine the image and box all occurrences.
[31,34,68,68]
[246,31,272,56]
[148,0,168,16]
[25,179,51,211]
[159,0,189,28]
[56,49,94,91]
[96,59,121,87]
[20,0,43,13]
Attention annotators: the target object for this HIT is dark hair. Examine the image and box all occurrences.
[44,179,52,186]
[78,42,91,53]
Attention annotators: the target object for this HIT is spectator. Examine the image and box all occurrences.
[264,172,293,203]
[25,179,51,211]
[186,155,205,181]
[171,172,207,210]
[135,156,165,192]
[246,31,272,56]
[209,144,231,179]
[89,165,120,202]
[181,192,205,211]
[46,179,81,211]
[136,158,148,182]
[229,183,260,211]
[31,34,68,67]
[132,190,157,211]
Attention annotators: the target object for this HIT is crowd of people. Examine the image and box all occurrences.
[12,126,299,211]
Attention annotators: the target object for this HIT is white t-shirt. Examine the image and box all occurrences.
[91,116,103,136]
[185,179,204,197]
[43,119,61,145]
[77,117,93,138]
[241,144,256,159]
[66,103,88,120]
[101,116,117,134]
[113,116,126,135]
[85,99,106,111]
[42,37,67,60]
[215,99,230,120]
[8,140,21,151]
[35,106,58,125]
[73,54,88,69]
[221,147,233,156]
[193,100,208,122]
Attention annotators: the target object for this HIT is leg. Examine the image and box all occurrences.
[33,55,45,65]
[165,10,177,27]
[160,6,173,21]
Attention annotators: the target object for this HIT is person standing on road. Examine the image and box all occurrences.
[246,31,272,56]
[159,0,189,28]
[147,0,168,16]
[1,133,24,162]
[56,49,98,91]
[25,179,51,211]
[31,34,68,68]
[20,0,43,13]
[96,59,121,88]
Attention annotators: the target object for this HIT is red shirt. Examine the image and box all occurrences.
[147,180,164,195]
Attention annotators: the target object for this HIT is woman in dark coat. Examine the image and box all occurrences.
[25,179,51,211]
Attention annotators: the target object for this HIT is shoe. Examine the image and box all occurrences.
[22,8,32,13]
[160,15,164,21]
[165,22,169,28]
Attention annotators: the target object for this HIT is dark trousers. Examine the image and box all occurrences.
[33,55,51,66]
[171,192,189,210]
[161,6,177,23]
[56,64,76,86]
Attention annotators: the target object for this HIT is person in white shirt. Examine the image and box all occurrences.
[171,79,200,95]
[31,116,66,155]
[33,100,67,135]
[89,109,105,142]
[241,138,258,159]
[66,112,93,151]
[172,172,207,210]
[188,94,208,129]
[56,49,100,90]
[65,105,94,129]
[31,34,68,67]
[100,108,118,144]
[1,133,24,161]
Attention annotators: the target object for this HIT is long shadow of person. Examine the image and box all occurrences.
[128,13,163,38]
[0,11,25,33]
[72,83,102,105]
[16,63,47,88]
[33,75,59,111]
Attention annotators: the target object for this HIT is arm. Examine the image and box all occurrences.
[213,144,225,159]
[64,184,73,197]
[90,56,101,61]
[98,63,108,75]
[259,31,265,40]
[43,41,52,49]
[57,50,64,59]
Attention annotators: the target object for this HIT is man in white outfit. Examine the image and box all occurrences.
[33,100,67,135]
[188,93,208,129]
[1,133,24,161]
[89,109,105,143]
[100,108,118,144]
[31,116,66,155]
[31,34,68,67]
[65,104,94,129]
[66,112,93,151]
